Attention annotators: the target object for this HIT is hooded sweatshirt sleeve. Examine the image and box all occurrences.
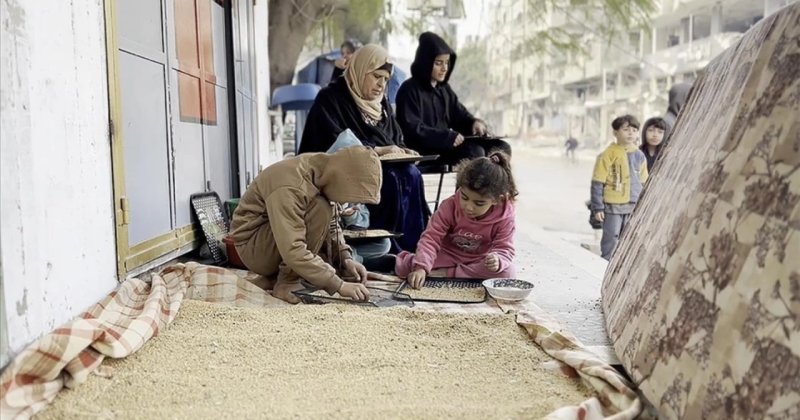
[489,204,515,272]
[265,187,343,294]
[299,89,346,154]
[396,83,457,154]
[411,197,456,273]
[590,152,610,212]
[446,86,476,135]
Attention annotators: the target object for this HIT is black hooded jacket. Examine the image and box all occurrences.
[663,82,692,143]
[299,76,405,154]
[640,117,666,172]
[395,32,476,155]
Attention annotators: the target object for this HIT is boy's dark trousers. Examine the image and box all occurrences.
[600,212,631,260]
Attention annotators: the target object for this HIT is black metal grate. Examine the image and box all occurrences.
[293,286,414,308]
[190,192,229,264]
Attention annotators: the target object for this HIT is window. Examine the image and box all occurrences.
[175,0,217,124]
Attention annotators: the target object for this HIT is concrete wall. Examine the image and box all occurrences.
[253,0,278,169]
[0,0,118,366]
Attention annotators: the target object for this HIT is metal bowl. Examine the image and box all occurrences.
[482,278,534,302]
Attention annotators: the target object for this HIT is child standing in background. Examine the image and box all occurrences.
[640,117,667,172]
[591,115,649,260]
[395,152,517,289]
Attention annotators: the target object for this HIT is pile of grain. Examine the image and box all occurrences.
[38,301,592,419]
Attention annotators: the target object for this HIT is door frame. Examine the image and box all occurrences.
[223,0,241,198]
[104,0,199,279]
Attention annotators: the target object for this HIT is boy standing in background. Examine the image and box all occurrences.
[591,115,649,260]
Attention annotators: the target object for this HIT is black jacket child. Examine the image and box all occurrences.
[640,117,665,172]
[395,32,477,156]
[663,83,692,143]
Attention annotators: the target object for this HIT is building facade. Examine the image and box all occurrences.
[486,0,796,146]
[1,0,277,368]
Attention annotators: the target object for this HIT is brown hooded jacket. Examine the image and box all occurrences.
[231,147,382,293]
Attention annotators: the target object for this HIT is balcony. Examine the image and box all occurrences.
[643,32,743,78]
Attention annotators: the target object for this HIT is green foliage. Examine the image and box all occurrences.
[344,0,385,42]
[510,0,657,59]
[448,39,490,110]
[303,0,388,51]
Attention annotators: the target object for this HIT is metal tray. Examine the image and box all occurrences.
[293,286,414,308]
[379,154,439,164]
[393,277,487,304]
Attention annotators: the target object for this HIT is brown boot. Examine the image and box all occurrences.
[272,263,303,304]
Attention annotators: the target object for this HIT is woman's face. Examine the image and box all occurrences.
[361,69,390,101]
[646,125,665,146]
[431,54,450,83]
[341,46,355,61]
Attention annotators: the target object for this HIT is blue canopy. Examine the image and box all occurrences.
[270,83,321,111]
[295,50,408,104]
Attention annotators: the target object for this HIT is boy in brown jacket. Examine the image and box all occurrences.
[231,147,382,303]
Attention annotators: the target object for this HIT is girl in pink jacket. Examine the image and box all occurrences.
[396,152,517,289]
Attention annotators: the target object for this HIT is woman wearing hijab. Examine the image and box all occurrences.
[299,44,430,253]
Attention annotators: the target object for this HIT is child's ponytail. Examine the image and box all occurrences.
[456,151,518,202]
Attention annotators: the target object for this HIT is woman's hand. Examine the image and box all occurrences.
[343,258,368,283]
[472,120,488,136]
[407,269,427,289]
[484,253,500,273]
[402,148,420,156]
[338,282,369,301]
[334,56,349,69]
[453,133,465,147]
[375,145,404,156]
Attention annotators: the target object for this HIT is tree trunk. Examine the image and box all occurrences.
[268,0,337,94]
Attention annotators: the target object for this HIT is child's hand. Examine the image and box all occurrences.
[484,253,500,273]
[342,258,368,283]
[407,269,427,289]
[338,282,369,301]
[595,211,605,222]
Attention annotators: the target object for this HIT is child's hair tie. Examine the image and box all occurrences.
[490,154,500,164]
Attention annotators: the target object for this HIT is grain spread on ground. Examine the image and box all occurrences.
[401,280,486,302]
[37,300,593,419]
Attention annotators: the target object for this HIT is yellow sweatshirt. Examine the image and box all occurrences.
[591,143,649,205]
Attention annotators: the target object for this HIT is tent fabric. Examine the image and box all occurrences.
[601,4,800,419]
[271,83,321,111]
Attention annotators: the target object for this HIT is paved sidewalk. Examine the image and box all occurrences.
[514,223,615,364]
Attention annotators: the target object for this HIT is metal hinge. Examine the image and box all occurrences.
[119,197,130,225]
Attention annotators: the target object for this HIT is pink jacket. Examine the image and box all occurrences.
[412,190,515,273]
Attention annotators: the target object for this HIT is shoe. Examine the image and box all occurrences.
[362,254,397,273]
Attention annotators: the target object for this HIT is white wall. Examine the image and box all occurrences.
[253,0,277,169]
[0,0,118,365]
